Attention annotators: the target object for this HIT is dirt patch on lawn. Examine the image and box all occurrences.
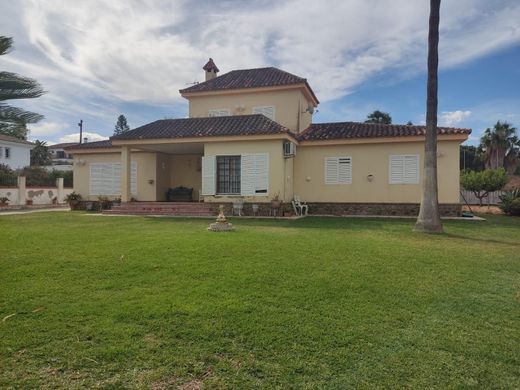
[462,205,504,215]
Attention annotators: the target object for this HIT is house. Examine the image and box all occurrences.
[47,142,77,171]
[0,134,34,170]
[67,59,470,216]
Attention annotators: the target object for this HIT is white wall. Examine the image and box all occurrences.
[0,141,32,169]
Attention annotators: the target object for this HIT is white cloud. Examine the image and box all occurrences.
[440,110,472,126]
[28,120,70,138]
[58,132,106,144]
[1,0,519,141]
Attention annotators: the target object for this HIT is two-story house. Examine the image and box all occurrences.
[68,59,470,216]
[0,134,34,170]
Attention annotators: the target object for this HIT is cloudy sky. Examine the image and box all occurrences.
[1,0,519,145]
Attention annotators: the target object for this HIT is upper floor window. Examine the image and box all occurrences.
[209,109,231,117]
[4,147,10,159]
[389,155,419,184]
[252,106,275,121]
[324,156,352,184]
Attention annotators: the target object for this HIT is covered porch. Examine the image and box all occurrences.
[118,142,203,203]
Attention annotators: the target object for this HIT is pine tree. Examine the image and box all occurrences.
[114,114,130,135]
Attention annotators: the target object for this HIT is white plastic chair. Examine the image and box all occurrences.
[292,196,308,216]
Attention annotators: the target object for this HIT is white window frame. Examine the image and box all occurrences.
[324,156,352,185]
[208,109,231,117]
[252,105,275,121]
[388,154,420,184]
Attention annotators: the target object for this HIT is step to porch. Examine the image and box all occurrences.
[103,202,215,216]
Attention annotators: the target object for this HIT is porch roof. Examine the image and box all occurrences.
[110,114,294,141]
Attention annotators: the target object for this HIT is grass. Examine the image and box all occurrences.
[1,212,519,389]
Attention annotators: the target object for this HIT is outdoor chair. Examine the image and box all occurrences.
[292,196,308,216]
[232,199,244,216]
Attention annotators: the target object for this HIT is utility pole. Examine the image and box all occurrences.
[78,119,83,144]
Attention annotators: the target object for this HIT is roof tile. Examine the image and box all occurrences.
[298,122,471,141]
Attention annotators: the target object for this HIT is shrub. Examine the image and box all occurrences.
[65,192,82,202]
[498,189,520,216]
[460,168,508,206]
[19,166,55,186]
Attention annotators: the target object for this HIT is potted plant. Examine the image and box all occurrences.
[0,196,9,206]
[65,191,82,209]
[98,195,112,210]
[270,192,282,210]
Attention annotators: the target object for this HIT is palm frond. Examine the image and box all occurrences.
[0,72,45,101]
[0,36,13,56]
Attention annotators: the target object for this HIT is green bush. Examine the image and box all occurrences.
[461,168,508,205]
[498,189,520,216]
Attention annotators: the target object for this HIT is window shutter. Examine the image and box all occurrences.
[209,109,230,117]
[90,162,137,196]
[201,156,216,195]
[389,155,404,184]
[389,155,419,184]
[252,106,275,120]
[403,155,419,184]
[240,153,269,196]
[324,157,351,184]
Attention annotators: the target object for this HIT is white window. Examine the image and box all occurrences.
[89,162,137,196]
[201,153,269,196]
[252,106,275,121]
[4,147,10,159]
[208,109,231,117]
[389,155,420,184]
[324,157,352,184]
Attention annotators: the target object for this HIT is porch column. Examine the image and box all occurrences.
[121,146,131,202]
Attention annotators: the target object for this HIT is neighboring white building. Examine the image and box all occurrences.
[0,134,34,169]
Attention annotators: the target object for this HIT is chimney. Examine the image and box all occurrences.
[83,137,88,143]
[202,58,219,81]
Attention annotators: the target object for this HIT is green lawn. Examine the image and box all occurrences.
[1,213,519,389]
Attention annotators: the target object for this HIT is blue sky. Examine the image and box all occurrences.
[1,0,519,145]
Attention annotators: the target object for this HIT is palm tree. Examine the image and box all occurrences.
[414,0,443,233]
[480,121,518,172]
[0,36,45,140]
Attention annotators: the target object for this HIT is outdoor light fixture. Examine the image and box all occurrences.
[367,174,374,182]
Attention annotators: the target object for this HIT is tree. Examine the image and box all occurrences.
[414,0,442,233]
[480,121,518,173]
[460,145,484,171]
[0,36,45,140]
[406,120,414,125]
[114,114,130,135]
[460,168,508,206]
[30,140,52,166]
[365,110,392,124]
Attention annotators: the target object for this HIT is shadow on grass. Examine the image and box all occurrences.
[443,232,520,248]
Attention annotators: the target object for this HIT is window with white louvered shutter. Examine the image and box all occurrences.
[389,155,419,184]
[89,162,137,195]
[240,153,269,196]
[252,106,275,121]
[208,109,230,117]
[324,157,352,184]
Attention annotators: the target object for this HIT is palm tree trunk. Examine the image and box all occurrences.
[415,0,443,233]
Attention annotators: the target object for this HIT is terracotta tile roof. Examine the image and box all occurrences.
[65,140,114,150]
[110,114,292,141]
[179,67,319,103]
[298,122,472,141]
[49,142,78,149]
[0,133,34,145]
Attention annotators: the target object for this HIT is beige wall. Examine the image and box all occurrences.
[155,153,170,201]
[73,151,158,201]
[187,88,313,132]
[294,140,461,204]
[169,154,202,200]
[204,139,294,202]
